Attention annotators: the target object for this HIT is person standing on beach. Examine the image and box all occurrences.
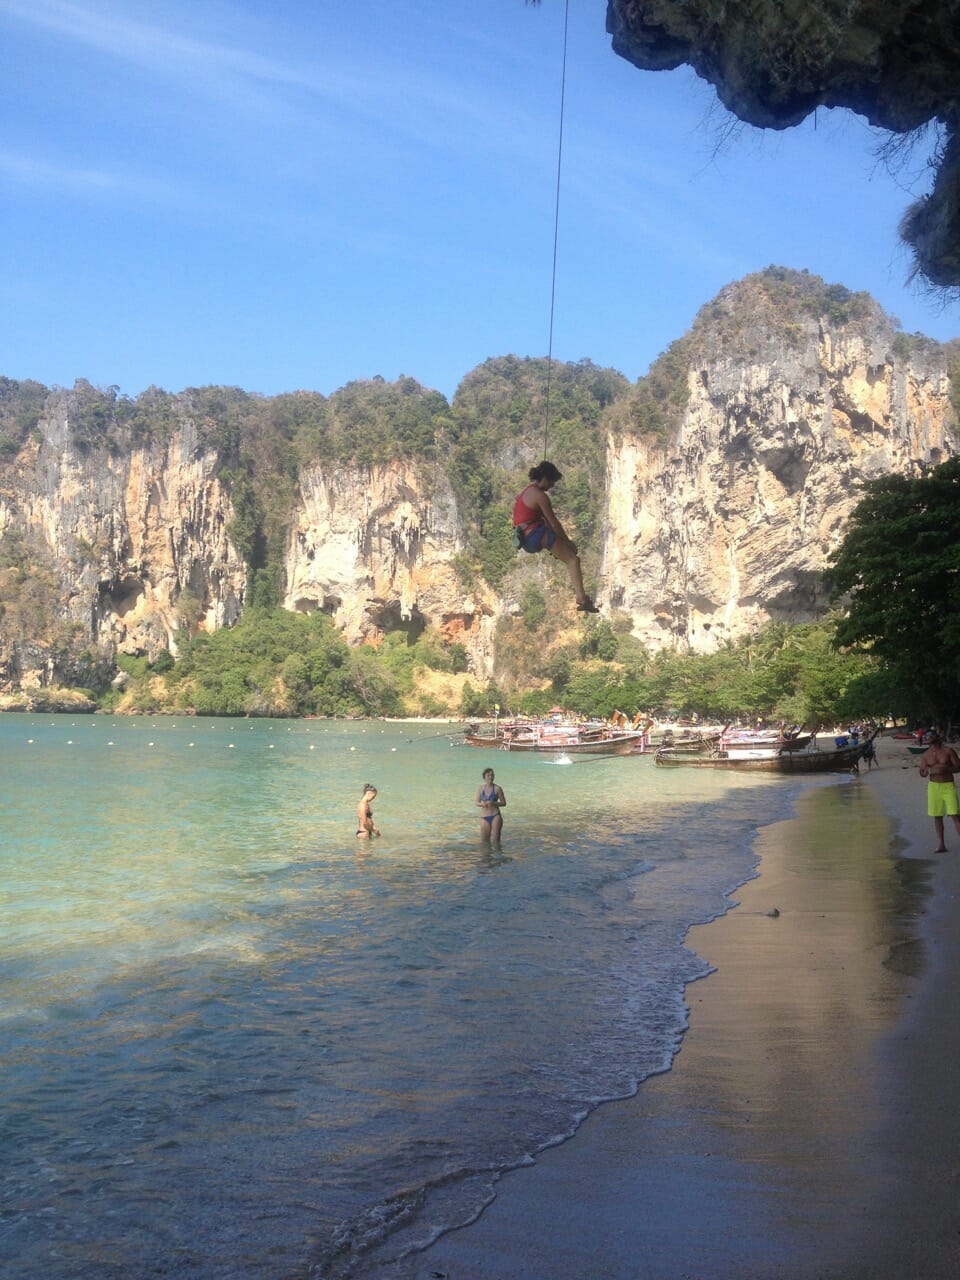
[475,768,506,843]
[356,783,381,839]
[918,733,960,852]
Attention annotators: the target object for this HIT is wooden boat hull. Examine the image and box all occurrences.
[659,735,723,753]
[464,721,651,755]
[502,733,643,755]
[654,741,869,772]
[720,732,812,752]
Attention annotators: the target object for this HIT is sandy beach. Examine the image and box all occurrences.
[384,737,960,1280]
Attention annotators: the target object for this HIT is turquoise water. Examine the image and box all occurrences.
[1,714,804,1278]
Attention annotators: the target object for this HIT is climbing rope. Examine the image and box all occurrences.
[542,0,570,463]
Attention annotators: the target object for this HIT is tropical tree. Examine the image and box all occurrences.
[827,456,960,724]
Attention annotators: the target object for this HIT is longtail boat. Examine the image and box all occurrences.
[654,728,878,773]
[658,724,728,753]
[719,725,813,753]
[500,729,647,755]
[463,718,651,755]
[463,725,508,748]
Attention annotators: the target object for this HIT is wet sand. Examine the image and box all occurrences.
[390,738,960,1280]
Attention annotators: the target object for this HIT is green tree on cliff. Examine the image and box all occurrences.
[827,456,960,724]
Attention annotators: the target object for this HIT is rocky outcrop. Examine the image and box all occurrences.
[284,459,498,668]
[0,395,245,673]
[0,404,499,686]
[600,275,958,649]
[606,1,960,286]
[0,271,956,688]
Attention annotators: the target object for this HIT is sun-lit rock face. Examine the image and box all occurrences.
[0,422,499,685]
[599,277,958,650]
[0,399,245,669]
[283,458,498,669]
[0,272,956,687]
[606,0,960,286]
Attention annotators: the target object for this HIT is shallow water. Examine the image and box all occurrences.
[0,714,809,1278]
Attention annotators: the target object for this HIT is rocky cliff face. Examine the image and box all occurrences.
[0,403,499,687]
[284,458,498,668]
[600,277,957,649]
[0,399,245,685]
[0,271,956,690]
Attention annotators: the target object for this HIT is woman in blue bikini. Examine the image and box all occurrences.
[475,768,506,842]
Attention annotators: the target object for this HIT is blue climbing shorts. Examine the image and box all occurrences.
[522,524,556,553]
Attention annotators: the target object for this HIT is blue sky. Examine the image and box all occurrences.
[2,0,956,403]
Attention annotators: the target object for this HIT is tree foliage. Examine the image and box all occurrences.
[826,456,960,724]
[99,609,478,717]
[480,616,878,726]
[615,336,693,441]
[447,355,628,587]
[0,376,47,456]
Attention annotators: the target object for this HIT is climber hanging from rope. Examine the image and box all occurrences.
[512,461,599,613]
[509,7,598,613]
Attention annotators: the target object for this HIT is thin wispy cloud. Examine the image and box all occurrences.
[0,146,204,212]
[0,0,954,402]
[0,0,331,95]
[0,0,530,161]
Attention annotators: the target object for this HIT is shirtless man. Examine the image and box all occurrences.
[918,733,960,852]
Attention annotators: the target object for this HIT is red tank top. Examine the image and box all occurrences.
[513,484,542,527]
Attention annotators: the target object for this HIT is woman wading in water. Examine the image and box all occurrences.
[475,768,506,842]
[356,783,381,839]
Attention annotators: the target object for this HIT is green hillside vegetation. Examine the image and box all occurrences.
[615,335,695,442]
[446,356,625,588]
[0,266,952,724]
[696,266,879,351]
[0,375,47,457]
[100,610,469,719]
[86,607,881,728]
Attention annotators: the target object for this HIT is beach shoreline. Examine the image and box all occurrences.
[383,738,960,1280]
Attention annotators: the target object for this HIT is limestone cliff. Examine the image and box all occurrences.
[600,271,958,649]
[284,459,498,668]
[0,391,499,688]
[0,394,245,685]
[0,270,956,693]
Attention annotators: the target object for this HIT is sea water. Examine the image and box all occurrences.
[0,714,808,1279]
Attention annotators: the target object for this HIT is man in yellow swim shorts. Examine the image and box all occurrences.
[919,732,960,853]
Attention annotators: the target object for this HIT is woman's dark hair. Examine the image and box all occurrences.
[362,781,377,793]
[529,460,562,484]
